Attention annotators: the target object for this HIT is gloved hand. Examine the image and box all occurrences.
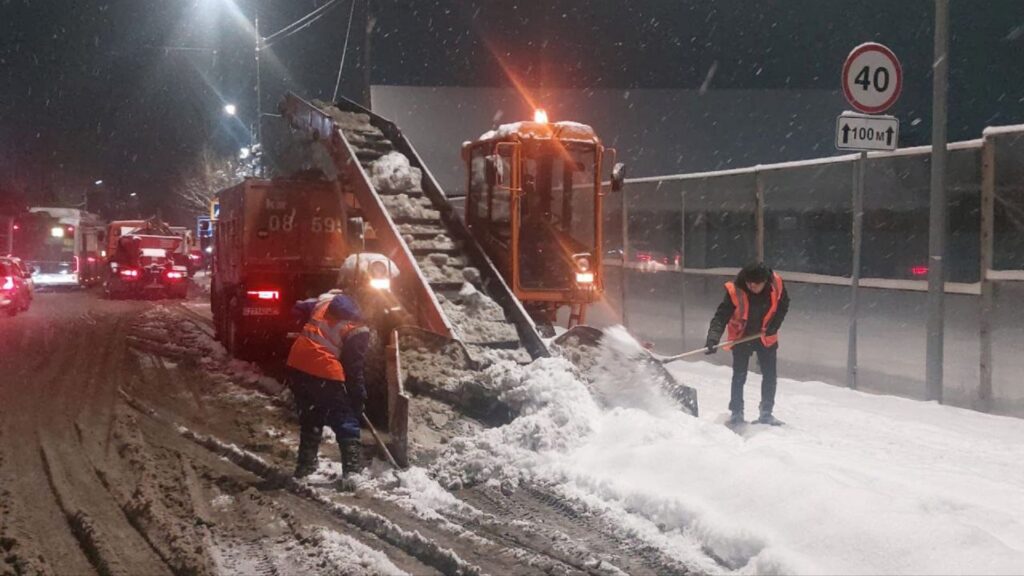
[705,337,719,354]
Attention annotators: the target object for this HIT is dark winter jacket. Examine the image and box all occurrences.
[707,267,790,348]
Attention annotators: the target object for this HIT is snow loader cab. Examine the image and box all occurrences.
[462,113,623,328]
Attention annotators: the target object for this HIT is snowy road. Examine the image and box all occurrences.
[0,291,696,575]
[3,290,1023,575]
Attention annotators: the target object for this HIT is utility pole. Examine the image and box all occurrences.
[926,0,950,403]
[362,1,375,109]
[254,8,263,148]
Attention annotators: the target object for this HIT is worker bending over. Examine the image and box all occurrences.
[706,262,790,426]
[287,293,370,478]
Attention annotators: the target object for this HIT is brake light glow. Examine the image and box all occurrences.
[120,269,140,278]
[911,266,928,277]
[247,290,280,300]
[1,276,13,291]
[165,271,184,280]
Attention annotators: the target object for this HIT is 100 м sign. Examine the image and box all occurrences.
[835,112,899,151]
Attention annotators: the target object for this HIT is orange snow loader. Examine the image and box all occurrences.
[462,113,625,330]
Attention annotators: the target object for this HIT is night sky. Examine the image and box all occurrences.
[1,0,1023,217]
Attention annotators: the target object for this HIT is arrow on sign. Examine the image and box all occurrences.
[885,127,894,146]
[841,124,851,144]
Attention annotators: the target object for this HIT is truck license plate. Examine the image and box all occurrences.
[243,307,277,317]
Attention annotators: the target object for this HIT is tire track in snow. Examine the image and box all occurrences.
[119,389,480,576]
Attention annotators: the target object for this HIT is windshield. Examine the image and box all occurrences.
[517,143,597,290]
[13,214,76,274]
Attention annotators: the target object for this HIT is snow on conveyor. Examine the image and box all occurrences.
[416,325,1024,575]
[328,108,528,357]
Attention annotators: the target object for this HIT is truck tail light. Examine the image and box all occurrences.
[1,276,13,291]
[120,268,140,279]
[165,271,184,280]
[911,265,928,277]
[247,290,280,300]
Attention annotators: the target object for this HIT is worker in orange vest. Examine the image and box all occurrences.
[705,262,790,426]
[287,293,371,478]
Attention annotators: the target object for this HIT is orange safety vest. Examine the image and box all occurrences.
[286,300,367,381]
[723,272,784,350]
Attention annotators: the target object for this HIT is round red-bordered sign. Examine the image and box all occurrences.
[842,43,902,114]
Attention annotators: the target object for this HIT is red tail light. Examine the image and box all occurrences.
[911,266,928,277]
[74,256,80,273]
[1,276,13,291]
[247,290,280,300]
[120,268,140,279]
[165,271,184,280]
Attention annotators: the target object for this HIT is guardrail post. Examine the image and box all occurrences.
[755,168,765,263]
[679,188,687,350]
[979,135,995,412]
[621,185,629,328]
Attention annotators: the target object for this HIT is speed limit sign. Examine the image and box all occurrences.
[842,43,902,114]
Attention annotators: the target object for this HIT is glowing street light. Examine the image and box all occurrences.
[224,103,237,116]
[94,179,103,185]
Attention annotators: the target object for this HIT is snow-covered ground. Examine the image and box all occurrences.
[426,326,1024,575]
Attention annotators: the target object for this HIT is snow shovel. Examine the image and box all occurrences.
[655,333,765,364]
[362,413,401,469]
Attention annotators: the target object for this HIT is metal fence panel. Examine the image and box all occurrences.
[761,161,854,276]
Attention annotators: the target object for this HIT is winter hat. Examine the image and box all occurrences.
[741,261,771,284]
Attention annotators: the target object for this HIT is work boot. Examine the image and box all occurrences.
[294,432,321,478]
[339,438,364,478]
[727,412,745,426]
[755,412,785,426]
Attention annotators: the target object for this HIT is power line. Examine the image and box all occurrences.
[262,0,343,48]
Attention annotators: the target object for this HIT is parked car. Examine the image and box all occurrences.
[1,256,34,316]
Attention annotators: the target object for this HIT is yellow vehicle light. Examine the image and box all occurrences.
[369,277,391,290]
[575,272,594,284]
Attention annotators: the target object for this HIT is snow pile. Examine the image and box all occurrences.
[432,356,600,489]
[586,326,679,417]
[368,151,423,195]
[381,194,439,221]
[425,325,1024,574]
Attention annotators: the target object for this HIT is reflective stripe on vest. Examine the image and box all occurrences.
[723,272,783,349]
[286,300,364,381]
